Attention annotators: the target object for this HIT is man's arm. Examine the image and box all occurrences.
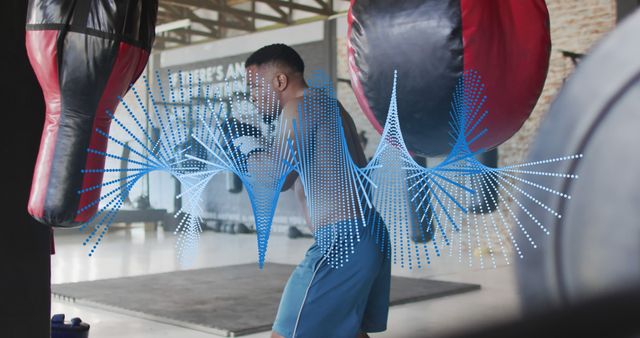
[279,99,303,191]
[245,98,303,192]
[338,101,368,167]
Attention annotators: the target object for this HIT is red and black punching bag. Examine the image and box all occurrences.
[348,0,551,156]
[26,0,158,226]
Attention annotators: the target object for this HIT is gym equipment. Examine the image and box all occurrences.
[51,314,89,338]
[25,0,158,226]
[224,223,236,234]
[205,220,222,232]
[408,156,434,243]
[235,223,252,234]
[469,149,499,214]
[516,9,640,312]
[226,172,243,193]
[348,0,550,156]
[287,226,312,239]
[221,118,265,152]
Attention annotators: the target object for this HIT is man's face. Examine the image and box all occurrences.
[246,64,280,120]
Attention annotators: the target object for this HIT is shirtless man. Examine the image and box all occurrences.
[245,44,390,338]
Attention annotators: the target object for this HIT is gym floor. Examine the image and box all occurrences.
[51,226,520,338]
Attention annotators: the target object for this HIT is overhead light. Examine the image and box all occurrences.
[155,19,192,33]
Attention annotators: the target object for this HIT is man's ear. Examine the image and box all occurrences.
[273,73,289,92]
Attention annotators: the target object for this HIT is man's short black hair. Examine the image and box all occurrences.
[245,44,304,74]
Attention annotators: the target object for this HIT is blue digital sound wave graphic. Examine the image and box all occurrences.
[77,69,581,269]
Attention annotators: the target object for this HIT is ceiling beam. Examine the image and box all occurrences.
[157,9,253,32]
[162,0,289,24]
[155,0,336,48]
[254,0,334,16]
[263,2,288,19]
[312,0,330,11]
[177,28,219,38]
[212,0,261,28]
[154,35,190,45]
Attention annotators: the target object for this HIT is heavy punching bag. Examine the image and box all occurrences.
[348,0,551,156]
[516,9,640,313]
[26,0,158,226]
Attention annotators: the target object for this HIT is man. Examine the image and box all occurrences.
[244,44,391,338]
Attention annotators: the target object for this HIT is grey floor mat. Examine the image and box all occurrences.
[52,263,480,336]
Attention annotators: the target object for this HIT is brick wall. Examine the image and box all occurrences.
[499,0,617,167]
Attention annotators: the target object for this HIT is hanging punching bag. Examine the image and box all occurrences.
[348,0,551,156]
[26,0,158,226]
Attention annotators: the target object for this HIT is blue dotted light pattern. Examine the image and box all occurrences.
[363,70,582,269]
[77,69,582,269]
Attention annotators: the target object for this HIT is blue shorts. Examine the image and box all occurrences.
[272,216,391,338]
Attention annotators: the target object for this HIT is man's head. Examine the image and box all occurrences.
[245,44,307,119]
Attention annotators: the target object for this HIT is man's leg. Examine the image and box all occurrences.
[272,243,325,338]
[360,224,392,333]
[272,222,385,337]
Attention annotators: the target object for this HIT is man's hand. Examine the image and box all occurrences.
[220,117,265,157]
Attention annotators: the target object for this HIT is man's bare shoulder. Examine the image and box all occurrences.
[280,97,307,133]
[282,97,305,119]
